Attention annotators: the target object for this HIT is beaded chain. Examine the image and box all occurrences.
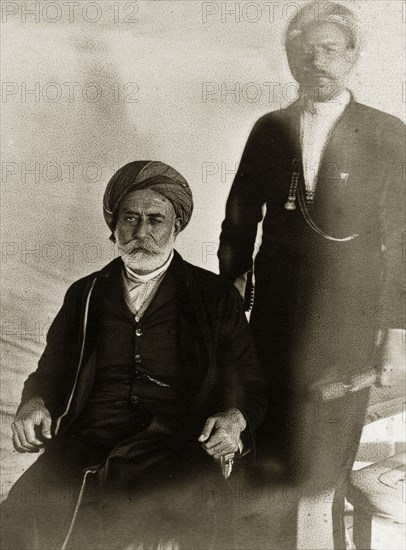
[284,157,359,243]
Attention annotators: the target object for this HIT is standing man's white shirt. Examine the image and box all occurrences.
[300,89,351,196]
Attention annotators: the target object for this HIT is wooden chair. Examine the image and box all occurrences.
[348,452,405,550]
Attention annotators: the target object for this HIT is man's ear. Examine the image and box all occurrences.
[173,218,182,237]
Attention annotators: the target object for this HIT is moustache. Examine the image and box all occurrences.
[120,240,161,256]
[303,68,333,78]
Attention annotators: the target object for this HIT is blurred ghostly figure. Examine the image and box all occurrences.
[219,2,405,547]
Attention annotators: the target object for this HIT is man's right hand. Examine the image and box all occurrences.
[12,397,52,453]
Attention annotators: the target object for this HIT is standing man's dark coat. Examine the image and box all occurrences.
[219,98,404,391]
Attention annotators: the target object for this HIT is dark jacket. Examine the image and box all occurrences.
[12,252,267,550]
[21,251,267,436]
[218,97,405,389]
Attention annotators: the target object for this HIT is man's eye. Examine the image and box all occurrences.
[125,216,137,222]
[149,218,162,225]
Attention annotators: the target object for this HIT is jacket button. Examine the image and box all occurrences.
[130,395,139,404]
[135,354,142,363]
[135,328,143,337]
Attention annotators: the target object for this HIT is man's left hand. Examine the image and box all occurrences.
[198,408,246,461]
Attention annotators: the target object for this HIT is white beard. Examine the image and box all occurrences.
[117,237,175,274]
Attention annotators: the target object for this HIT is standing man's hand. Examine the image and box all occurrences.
[198,408,246,460]
[12,397,52,453]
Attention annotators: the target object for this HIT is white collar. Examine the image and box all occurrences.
[124,250,174,283]
[302,89,351,117]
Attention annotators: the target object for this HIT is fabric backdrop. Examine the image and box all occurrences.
[1,0,404,498]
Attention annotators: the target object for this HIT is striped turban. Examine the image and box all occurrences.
[285,1,361,53]
[103,161,193,235]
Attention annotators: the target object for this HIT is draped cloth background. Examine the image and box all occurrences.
[0,0,404,499]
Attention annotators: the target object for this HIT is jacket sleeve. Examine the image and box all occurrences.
[215,282,267,431]
[19,281,83,416]
[379,116,406,328]
[218,117,269,281]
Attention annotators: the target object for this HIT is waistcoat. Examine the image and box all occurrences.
[73,265,192,447]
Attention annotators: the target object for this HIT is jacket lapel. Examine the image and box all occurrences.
[59,252,215,433]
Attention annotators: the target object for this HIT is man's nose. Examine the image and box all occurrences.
[311,48,328,70]
[132,219,148,239]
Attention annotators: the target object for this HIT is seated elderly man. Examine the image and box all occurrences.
[1,161,267,550]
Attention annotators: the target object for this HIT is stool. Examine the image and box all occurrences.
[347,453,405,550]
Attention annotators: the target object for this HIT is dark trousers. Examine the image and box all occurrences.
[291,389,370,550]
[255,387,370,549]
[0,436,108,550]
[1,429,219,550]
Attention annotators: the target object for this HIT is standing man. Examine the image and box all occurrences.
[219,2,405,546]
[2,160,266,550]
